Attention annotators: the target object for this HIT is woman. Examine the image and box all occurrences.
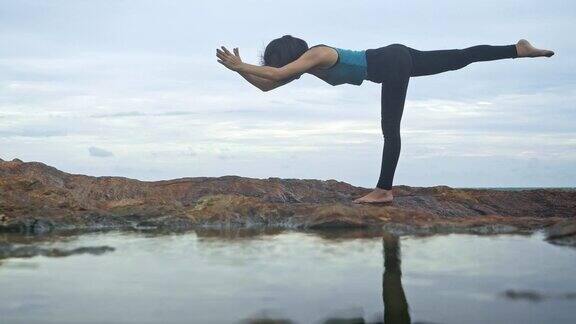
[216,35,554,204]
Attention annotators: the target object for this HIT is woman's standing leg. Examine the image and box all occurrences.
[355,44,412,204]
[376,73,410,190]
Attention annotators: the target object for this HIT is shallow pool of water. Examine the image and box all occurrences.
[1,229,575,324]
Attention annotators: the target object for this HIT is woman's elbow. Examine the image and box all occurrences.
[258,83,271,92]
[269,68,291,82]
[269,73,283,82]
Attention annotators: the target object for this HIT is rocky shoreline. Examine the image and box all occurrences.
[1,158,575,245]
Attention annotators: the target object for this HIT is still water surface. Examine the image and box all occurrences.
[1,230,575,324]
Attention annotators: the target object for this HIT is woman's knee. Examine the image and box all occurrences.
[451,49,472,70]
[381,121,401,140]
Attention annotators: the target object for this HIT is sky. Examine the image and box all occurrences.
[1,0,575,188]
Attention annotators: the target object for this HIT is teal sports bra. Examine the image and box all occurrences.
[310,44,368,86]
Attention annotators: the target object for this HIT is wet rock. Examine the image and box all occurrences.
[0,159,574,235]
[545,219,576,247]
[500,289,576,302]
[501,290,544,302]
[0,242,115,259]
[381,223,522,236]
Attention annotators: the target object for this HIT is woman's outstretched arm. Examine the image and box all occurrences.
[231,48,291,91]
[237,71,292,92]
[217,45,323,82]
[216,47,291,91]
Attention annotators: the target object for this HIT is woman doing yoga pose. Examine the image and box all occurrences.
[216,36,554,204]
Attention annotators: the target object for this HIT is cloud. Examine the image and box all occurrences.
[0,0,574,187]
[90,111,145,118]
[0,129,67,138]
[88,146,114,158]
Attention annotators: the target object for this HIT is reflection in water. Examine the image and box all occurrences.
[501,289,576,302]
[2,230,576,323]
[382,233,411,324]
[244,233,413,324]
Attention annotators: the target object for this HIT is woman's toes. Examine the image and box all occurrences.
[354,195,373,204]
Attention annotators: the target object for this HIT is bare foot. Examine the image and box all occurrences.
[515,39,554,58]
[353,187,393,204]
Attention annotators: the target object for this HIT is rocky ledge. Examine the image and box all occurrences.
[0,158,574,243]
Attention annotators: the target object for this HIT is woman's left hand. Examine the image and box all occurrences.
[216,46,243,71]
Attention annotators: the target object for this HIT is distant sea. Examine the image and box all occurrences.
[456,187,576,191]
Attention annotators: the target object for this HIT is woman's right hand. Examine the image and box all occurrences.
[233,48,242,62]
[216,46,243,71]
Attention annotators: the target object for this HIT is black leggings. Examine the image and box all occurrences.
[365,43,518,190]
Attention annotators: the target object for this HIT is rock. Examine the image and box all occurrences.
[545,219,576,247]
[546,219,576,237]
[500,289,576,302]
[0,242,115,259]
[0,159,574,235]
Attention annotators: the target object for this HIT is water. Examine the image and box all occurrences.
[1,230,575,324]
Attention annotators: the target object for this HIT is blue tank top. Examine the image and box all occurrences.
[311,45,367,86]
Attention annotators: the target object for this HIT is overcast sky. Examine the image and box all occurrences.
[1,0,574,188]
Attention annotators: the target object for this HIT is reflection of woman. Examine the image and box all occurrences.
[216,36,554,204]
[243,233,411,323]
[383,233,411,324]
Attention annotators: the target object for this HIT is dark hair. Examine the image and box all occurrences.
[260,35,309,68]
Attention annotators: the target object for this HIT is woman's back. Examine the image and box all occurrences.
[308,44,368,86]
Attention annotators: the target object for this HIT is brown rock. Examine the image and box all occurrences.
[0,159,574,236]
[545,219,576,247]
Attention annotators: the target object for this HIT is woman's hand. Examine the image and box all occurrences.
[216,46,243,71]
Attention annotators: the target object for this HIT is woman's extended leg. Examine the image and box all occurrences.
[408,39,554,77]
[408,44,518,77]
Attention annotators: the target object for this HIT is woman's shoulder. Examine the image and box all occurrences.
[305,45,339,72]
[310,44,333,50]
[308,44,339,56]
